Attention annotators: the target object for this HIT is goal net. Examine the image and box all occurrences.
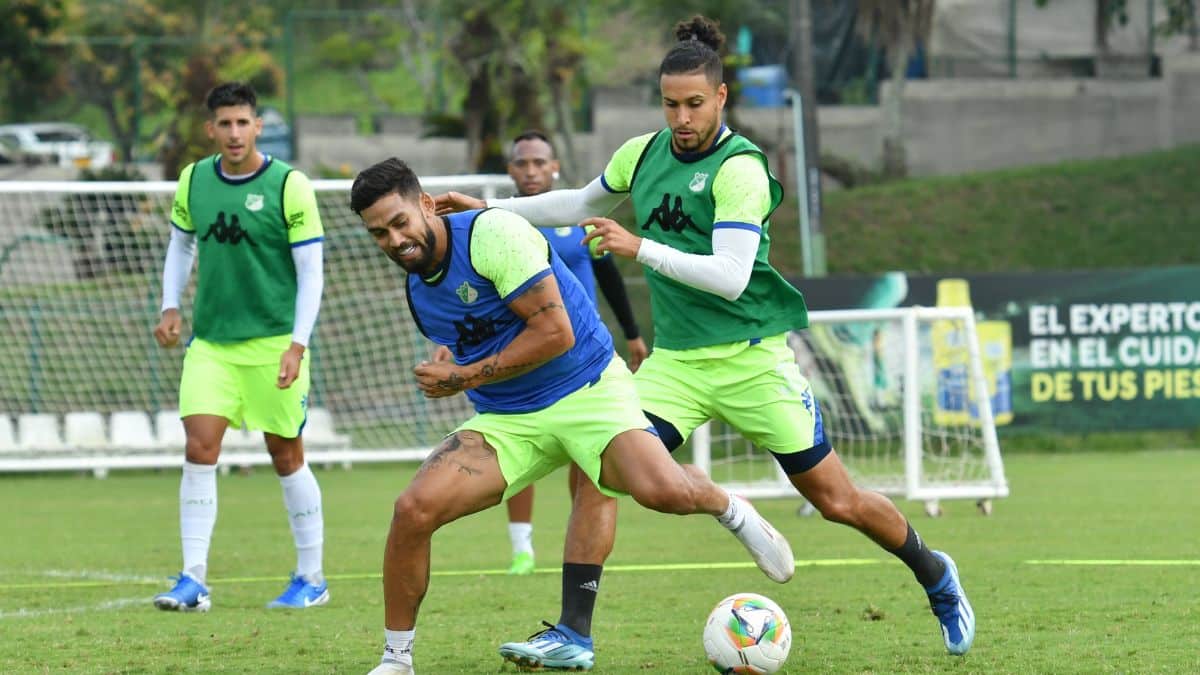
[690,307,1009,509]
[0,176,514,473]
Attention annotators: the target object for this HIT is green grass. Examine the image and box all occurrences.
[813,144,1200,276]
[2,449,1198,673]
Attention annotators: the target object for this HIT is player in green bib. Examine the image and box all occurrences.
[151,82,329,613]
[438,15,975,660]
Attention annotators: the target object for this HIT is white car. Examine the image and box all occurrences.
[0,122,115,170]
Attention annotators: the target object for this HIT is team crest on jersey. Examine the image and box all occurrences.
[689,172,709,192]
[245,193,264,212]
[456,281,479,304]
[554,226,573,237]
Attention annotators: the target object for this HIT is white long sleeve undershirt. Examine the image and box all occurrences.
[159,227,324,346]
[488,177,761,302]
[160,227,195,313]
[636,227,761,302]
[289,242,323,347]
[487,177,626,226]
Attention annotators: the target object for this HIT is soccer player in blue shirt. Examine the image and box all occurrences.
[351,158,794,675]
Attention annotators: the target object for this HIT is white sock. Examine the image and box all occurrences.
[279,463,324,582]
[180,461,218,584]
[383,628,415,664]
[508,522,534,556]
[716,491,745,530]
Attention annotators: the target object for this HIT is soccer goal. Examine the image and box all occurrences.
[690,307,1009,515]
[0,175,514,475]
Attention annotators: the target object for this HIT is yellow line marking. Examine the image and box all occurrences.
[1024,560,1200,566]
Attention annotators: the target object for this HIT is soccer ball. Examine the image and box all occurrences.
[702,592,792,674]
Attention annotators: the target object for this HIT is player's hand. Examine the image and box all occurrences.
[433,191,485,216]
[154,308,183,348]
[625,337,649,373]
[432,345,454,362]
[581,217,642,259]
[414,360,468,398]
[278,343,305,389]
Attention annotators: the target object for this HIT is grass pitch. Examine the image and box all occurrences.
[2,448,1198,673]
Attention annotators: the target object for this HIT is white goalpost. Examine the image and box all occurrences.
[690,306,1009,514]
[0,176,514,475]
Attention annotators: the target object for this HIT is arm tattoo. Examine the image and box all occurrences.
[526,302,564,320]
[434,372,467,392]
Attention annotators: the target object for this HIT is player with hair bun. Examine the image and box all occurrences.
[440,15,976,665]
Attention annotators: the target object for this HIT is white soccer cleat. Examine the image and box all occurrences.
[728,496,795,583]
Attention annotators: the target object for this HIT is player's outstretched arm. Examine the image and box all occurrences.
[434,177,626,227]
[432,191,485,215]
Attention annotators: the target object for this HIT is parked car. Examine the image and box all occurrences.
[0,122,116,169]
[0,135,39,165]
[257,107,293,161]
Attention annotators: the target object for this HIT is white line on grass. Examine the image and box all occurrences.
[0,596,150,620]
[0,558,884,591]
[41,569,162,583]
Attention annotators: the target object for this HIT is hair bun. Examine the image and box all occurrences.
[673,15,725,53]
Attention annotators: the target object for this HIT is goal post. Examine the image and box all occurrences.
[0,176,514,474]
[690,306,1009,508]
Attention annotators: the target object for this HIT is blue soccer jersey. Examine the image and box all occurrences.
[538,225,598,305]
[406,209,613,413]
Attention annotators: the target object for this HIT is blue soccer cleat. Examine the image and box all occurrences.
[499,621,595,671]
[153,572,211,612]
[926,551,975,655]
[267,572,329,609]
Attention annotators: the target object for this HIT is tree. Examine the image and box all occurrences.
[0,1,66,121]
[52,0,281,170]
[1036,0,1199,55]
[432,0,593,174]
[311,6,442,116]
[855,0,935,178]
[151,5,282,178]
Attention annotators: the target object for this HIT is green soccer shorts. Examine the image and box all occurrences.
[179,335,310,439]
[635,333,831,473]
[456,356,651,501]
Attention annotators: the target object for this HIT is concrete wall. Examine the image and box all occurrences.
[288,52,1200,181]
[1165,52,1200,147]
[893,78,1170,176]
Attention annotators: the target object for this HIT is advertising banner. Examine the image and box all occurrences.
[794,267,1200,431]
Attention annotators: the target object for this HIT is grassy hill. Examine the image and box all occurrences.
[798,144,1200,276]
